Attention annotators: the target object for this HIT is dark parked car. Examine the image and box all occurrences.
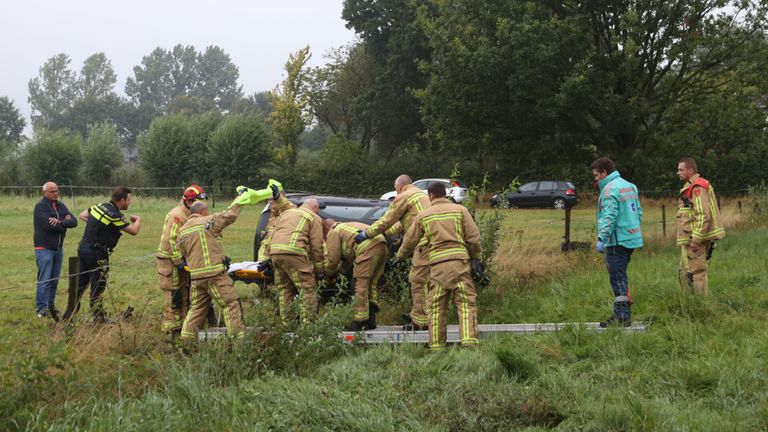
[252,193,392,301]
[490,181,578,209]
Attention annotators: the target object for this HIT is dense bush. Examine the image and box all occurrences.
[22,129,83,185]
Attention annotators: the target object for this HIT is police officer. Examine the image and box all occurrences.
[355,174,431,330]
[592,157,643,327]
[156,185,206,333]
[323,218,388,330]
[267,197,324,323]
[395,183,482,351]
[63,186,141,322]
[176,190,260,342]
[676,157,725,294]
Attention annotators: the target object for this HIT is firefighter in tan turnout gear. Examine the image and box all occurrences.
[176,189,261,341]
[323,218,388,330]
[354,174,431,330]
[395,182,482,351]
[676,157,725,294]
[257,181,295,262]
[156,185,205,333]
[267,197,324,323]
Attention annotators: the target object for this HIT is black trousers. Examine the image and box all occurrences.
[75,247,110,319]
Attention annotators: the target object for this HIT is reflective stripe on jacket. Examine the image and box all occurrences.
[365,184,430,265]
[596,171,644,249]
[676,174,725,246]
[267,203,324,272]
[177,204,241,280]
[257,195,296,261]
[156,200,190,265]
[397,198,481,265]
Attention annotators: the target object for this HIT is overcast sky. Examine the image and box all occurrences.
[0,0,357,128]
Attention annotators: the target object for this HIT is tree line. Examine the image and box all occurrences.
[2,0,768,195]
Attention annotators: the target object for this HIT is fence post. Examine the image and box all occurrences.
[563,206,571,247]
[661,204,667,238]
[64,256,80,319]
[738,200,742,214]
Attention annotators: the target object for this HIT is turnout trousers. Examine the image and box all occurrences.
[156,258,190,333]
[272,254,318,323]
[679,241,711,295]
[427,259,478,351]
[409,247,430,327]
[180,272,244,340]
[352,243,388,322]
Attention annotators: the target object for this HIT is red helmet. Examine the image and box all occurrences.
[183,185,206,201]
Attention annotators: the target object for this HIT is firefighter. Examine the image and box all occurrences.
[323,218,388,330]
[591,157,643,327]
[354,174,431,330]
[176,189,260,341]
[676,157,725,294]
[257,180,295,262]
[266,197,324,323]
[395,183,482,351]
[155,185,206,334]
[63,186,141,322]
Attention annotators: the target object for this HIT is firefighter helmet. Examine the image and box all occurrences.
[183,184,206,202]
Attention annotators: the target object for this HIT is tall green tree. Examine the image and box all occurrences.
[342,0,432,156]
[23,129,82,185]
[81,123,123,185]
[306,44,380,151]
[27,53,79,127]
[268,46,312,167]
[0,96,26,159]
[125,45,243,113]
[208,113,270,187]
[139,114,192,186]
[193,45,243,110]
[78,53,117,99]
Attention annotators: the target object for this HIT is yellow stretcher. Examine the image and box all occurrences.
[227,261,272,283]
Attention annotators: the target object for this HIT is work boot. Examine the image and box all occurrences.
[403,322,428,331]
[599,314,631,328]
[400,313,413,324]
[48,307,61,322]
[367,303,379,330]
[345,320,367,332]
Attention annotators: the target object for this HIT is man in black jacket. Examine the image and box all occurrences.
[33,181,77,319]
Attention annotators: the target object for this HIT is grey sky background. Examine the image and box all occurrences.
[0,0,357,130]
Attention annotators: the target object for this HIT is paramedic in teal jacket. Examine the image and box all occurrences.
[591,157,643,327]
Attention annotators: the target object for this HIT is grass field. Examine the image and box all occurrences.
[0,192,766,431]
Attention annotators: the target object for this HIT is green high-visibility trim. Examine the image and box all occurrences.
[270,244,308,255]
[189,264,225,277]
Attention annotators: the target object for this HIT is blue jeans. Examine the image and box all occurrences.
[35,248,63,313]
[605,245,634,320]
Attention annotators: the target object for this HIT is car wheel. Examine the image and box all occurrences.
[553,198,567,209]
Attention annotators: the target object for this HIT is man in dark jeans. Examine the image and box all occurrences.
[33,181,77,319]
[591,157,644,327]
[63,186,141,322]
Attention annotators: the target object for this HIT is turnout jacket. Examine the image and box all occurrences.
[364,183,430,265]
[257,195,296,261]
[596,171,644,249]
[397,198,482,265]
[676,174,725,246]
[156,200,191,265]
[33,197,77,250]
[324,222,387,276]
[177,204,241,280]
[267,203,324,272]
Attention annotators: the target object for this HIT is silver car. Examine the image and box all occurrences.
[379,178,469,203]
